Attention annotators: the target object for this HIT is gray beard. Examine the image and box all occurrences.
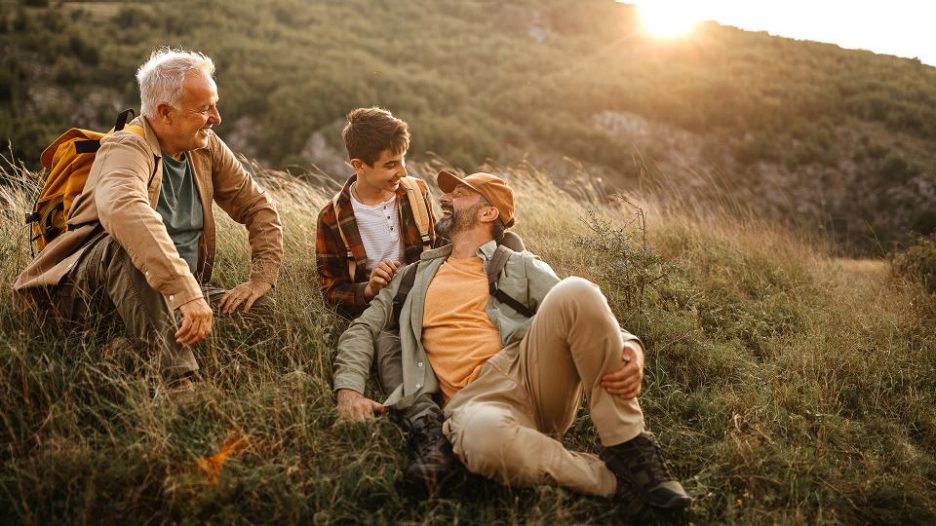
[435,203,480,238]
[435,214,456,237]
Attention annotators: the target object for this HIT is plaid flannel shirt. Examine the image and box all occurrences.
[316,174,438,317]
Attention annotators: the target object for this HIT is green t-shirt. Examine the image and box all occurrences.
[157,152,204,274]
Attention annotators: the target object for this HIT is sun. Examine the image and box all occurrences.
[636,3,701,39]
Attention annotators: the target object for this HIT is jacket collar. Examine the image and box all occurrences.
[419,239,498,261]
[337,173,356,204]
[419,244,452,261]
[135,116,164,159]
[478,239,497,260]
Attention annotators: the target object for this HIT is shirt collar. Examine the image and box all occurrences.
[477,239,498,260]
[420,239,498,261]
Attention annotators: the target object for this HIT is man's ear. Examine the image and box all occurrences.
[155,103,174,123]
[350,158,364,173]
[479,204,500,224]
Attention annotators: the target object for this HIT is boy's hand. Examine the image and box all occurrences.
[364,259,401,300]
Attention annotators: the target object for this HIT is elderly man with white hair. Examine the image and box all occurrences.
[14,48,283,400]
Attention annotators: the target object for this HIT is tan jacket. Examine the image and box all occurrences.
[13,116,283,311]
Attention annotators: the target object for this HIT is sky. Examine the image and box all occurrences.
[624,1,936,66]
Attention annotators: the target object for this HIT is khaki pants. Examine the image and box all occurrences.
[442,277,645,497]
[40,235,271,381]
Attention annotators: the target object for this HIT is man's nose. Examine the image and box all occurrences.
[209,105,221,125]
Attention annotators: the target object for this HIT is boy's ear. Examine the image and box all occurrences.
[350,158,364,172]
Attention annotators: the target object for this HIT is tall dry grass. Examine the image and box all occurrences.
[1,157,934,524]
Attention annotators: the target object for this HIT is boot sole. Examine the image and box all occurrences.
[650,493,692,510]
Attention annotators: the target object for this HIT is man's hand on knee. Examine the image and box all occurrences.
[336,388,387,420]
[601,340,645,400]
[176,297,213,346]
[219,280,272,315]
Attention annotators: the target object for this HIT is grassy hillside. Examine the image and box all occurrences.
[1,158,934,524]
[1,0,935,255]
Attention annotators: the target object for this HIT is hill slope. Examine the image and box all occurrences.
[1,160,934,524]
[2,0,936,255]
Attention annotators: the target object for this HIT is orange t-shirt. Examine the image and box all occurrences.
[422,256,503,402]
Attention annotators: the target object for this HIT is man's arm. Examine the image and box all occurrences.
[209,134,284,282]
[93,135,202,311]
[333,268,402,418]
[207,134,283,313]
[523,252,562,310]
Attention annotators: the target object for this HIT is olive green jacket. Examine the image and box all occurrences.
[333,240,638,409]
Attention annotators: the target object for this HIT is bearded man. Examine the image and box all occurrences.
[332,171,690,517]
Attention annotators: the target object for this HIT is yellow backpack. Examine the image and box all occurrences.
[25,109,144,253]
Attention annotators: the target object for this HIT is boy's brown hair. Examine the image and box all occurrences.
[342,107,410,166]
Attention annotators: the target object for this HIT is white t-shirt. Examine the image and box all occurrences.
[350,190,403,273]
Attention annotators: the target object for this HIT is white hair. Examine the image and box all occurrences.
[135,48,216,118]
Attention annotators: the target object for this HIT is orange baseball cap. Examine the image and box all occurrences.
[437,170,517,228]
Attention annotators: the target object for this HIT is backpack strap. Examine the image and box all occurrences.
[73,108,144,154]
[390,262,420,329]
[487,244,535,318]
[114,108,135,131]
[331,192,357,280]
[399,177,432,251]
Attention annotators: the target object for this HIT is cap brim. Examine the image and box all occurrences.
[437,169,480,194]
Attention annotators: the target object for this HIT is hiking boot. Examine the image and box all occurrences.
[153,374,198,406]
[613,476,654,523]
[600,431,692,510]
[404,409,458,491]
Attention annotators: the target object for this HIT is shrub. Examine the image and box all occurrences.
[574,204,670,313]
[892,237,936,293]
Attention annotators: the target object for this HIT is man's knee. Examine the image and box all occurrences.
[543,277,607,316]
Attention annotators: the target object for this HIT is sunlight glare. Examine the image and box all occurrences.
[637,2,700,39]
[637,0,702,38]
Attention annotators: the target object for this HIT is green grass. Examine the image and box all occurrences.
[1,159,934,524]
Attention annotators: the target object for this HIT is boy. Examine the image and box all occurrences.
[316,107,435,318]
[315,107,453,488]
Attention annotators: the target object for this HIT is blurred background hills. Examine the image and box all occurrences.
[2,0,934,255]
